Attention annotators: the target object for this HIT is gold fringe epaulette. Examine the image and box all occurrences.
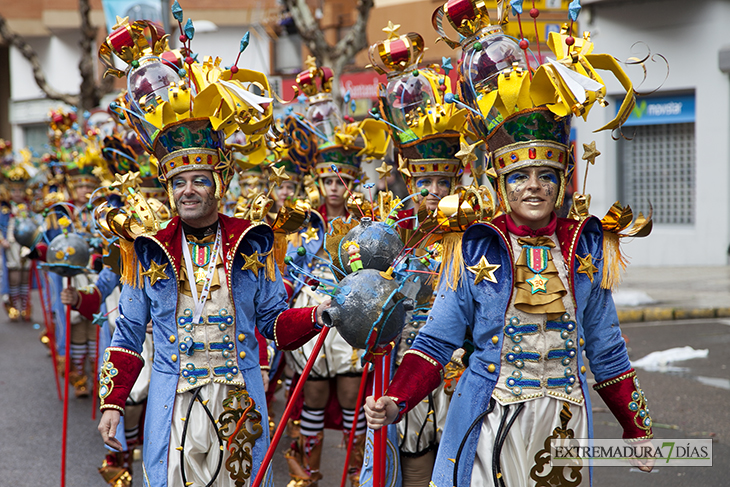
[273,231,289,277]
[600,202,653,291]
[119,238,143,288]
[436,232,464,291]
[265,248,277,281]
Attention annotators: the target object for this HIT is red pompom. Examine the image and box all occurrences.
[519,39,529,50]
[566,36,575,46]
[529,8,539,18]
[230,65,239,74]
[179,34,187,43]
[185,56,194,65]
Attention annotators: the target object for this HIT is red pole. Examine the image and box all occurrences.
[61,276,72,487]
[33,262,62,401]
[379,354,391,487]
[250,326,331,487]
[372,353,383,487]
[91,324,100,420]
[339,365,370,487]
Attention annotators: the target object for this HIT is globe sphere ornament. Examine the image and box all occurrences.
[13,216,44,249]
[322,269,416,350]
[43,233,91,276]
[338,218,404,274]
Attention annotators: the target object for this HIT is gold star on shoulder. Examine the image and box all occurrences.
[467,255,500,285]
[576,253,599,283]
[269,165,291,187]
[142,260,169,286]
[582,141,601,165]
[301,226,319,244]
[241,251,265,278]
[376,160,393,180]
[526,273,548,294]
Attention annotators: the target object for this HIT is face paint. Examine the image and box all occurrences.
[505,167,559,230]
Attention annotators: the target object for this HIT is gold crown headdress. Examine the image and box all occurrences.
[100,3,276,209]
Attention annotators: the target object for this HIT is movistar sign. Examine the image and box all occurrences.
[620,93,695,126]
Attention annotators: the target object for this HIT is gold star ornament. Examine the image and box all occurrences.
[582,141,601,165]
[269,165,291,187]
[376,160,393,180]
[241,251,265,278]
[467,255,500,285]
[382,21,401,39]
[576,253,599,282]
[455,140,479,167]
[142,260,169,286]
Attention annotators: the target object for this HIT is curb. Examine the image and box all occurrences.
[617,307,730,323]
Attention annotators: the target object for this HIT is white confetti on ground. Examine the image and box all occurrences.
[632,346,709,372]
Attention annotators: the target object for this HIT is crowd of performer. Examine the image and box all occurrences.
[0,1,659,487]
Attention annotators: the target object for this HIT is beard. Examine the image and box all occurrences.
[176,190,218,227]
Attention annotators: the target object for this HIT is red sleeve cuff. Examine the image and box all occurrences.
[273,306,319,350]
[255,328,270,368]
[386,349,443,422]
[99,347,145,413]
[76,286,102,321]
[594,368,653,440]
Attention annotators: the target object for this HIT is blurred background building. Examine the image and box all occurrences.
[0,0,727,266]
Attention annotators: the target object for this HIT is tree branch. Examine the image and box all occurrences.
[283,0,332,60]
[0,14,79,107]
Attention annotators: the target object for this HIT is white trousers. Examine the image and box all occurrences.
[471,397,588,487]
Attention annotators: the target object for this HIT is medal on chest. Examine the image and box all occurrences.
[524,245,549,294]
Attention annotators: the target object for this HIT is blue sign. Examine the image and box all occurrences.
[620,93,695,126]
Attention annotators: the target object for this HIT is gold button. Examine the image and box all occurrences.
[171,354,178,362]
[238,333,245,342]
[580,366,586,374]
[491,335,499,344]
[487,363,496,373]
[239,351,246,359]
[579,338,585,346]
[169,335,176,343]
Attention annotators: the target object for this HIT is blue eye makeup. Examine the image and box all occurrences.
[539,171,559,185]
[415,179,431,188]
[193,177,213,187]
[506,172,527,184]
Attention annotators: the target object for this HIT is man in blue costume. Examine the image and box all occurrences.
[97,146,330,486]
[365,107,654,487]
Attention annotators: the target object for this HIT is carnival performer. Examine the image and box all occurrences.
[0,153,35,321]
[358,25,488,487]
[282,57,390,487]
[60,155,106,397]
[96,12,329,486]
[365,4,654,486]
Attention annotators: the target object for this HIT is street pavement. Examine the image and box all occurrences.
[1,267,728,486]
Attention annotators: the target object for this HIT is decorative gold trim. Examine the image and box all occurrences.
[403,349,441,369]
[593,370,635,390]
[100,404,125,413]
[105,346,144,362]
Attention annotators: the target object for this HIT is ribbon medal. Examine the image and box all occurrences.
[524,245,550,294]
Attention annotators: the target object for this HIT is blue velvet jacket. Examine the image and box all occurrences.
[390,214,633,487]
[106,214,317,487]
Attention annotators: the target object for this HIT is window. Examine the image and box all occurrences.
[618,122,695,224]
